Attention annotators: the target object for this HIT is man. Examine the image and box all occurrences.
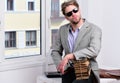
[51,0,102,83]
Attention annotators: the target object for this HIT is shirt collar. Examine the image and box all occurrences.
[69,22,84,32]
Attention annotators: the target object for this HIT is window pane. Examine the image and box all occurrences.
[52,29,58,45]
[50,0,68,46]
[5,32,16,48]
[28,2,34,11]
[5,0,41,58]
[7,0,13,10]
[26,31,36,46]
[51,0,59,17]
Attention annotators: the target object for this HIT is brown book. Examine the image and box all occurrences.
[72,58,91,80]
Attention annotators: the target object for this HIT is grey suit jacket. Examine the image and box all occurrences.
[51,19,102,83]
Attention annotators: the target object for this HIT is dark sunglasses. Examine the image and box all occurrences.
[65,8,78,17]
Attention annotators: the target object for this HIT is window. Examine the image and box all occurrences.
[50,0,67,47]
[51,0,59,17]
[0,0,45,71]
[51,29,58,46]
[5,31,16,48]
[7,0,14,10]
[4,0,41,59]
[28,1,34,11]
[26,31,36,46]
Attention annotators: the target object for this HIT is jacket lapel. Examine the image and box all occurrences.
[73,20,90,51]
[64,25,71,53]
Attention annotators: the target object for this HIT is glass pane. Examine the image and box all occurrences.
[28,2,34,11]
[5,0,41,58]
[26,31,36,46]
[50,0,69,46]
[7,0,13,10]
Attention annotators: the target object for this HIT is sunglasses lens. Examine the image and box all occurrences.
[73,8,78,13]
[65,8,78,17]
[66,12,72,17]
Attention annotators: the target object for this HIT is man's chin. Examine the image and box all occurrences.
[72,18,81,24]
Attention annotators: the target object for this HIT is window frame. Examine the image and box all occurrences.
[0,0,47,71]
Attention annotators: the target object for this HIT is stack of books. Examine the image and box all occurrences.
[73,58,91,80]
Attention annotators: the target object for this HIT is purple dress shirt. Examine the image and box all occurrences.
[68,28,80,52]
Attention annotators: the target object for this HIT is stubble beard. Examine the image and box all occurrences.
[71,17,81,25]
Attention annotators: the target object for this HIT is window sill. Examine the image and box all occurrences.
[0,55,45,72]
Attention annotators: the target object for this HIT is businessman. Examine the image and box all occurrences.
[51,0,102,83]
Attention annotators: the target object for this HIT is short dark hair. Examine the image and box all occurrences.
[61,0,79,15]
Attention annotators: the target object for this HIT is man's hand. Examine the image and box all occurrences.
[57,53,75,74]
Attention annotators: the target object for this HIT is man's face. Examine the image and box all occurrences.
[65,5,81,24]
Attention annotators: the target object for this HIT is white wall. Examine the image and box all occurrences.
[0,66,43,83]
[87,0,120,68]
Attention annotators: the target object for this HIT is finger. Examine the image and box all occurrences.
[57,61,64,73]
[61,66,65,74]
[61,60,68,74]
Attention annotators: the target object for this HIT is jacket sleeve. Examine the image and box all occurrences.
[51,27,63,66]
